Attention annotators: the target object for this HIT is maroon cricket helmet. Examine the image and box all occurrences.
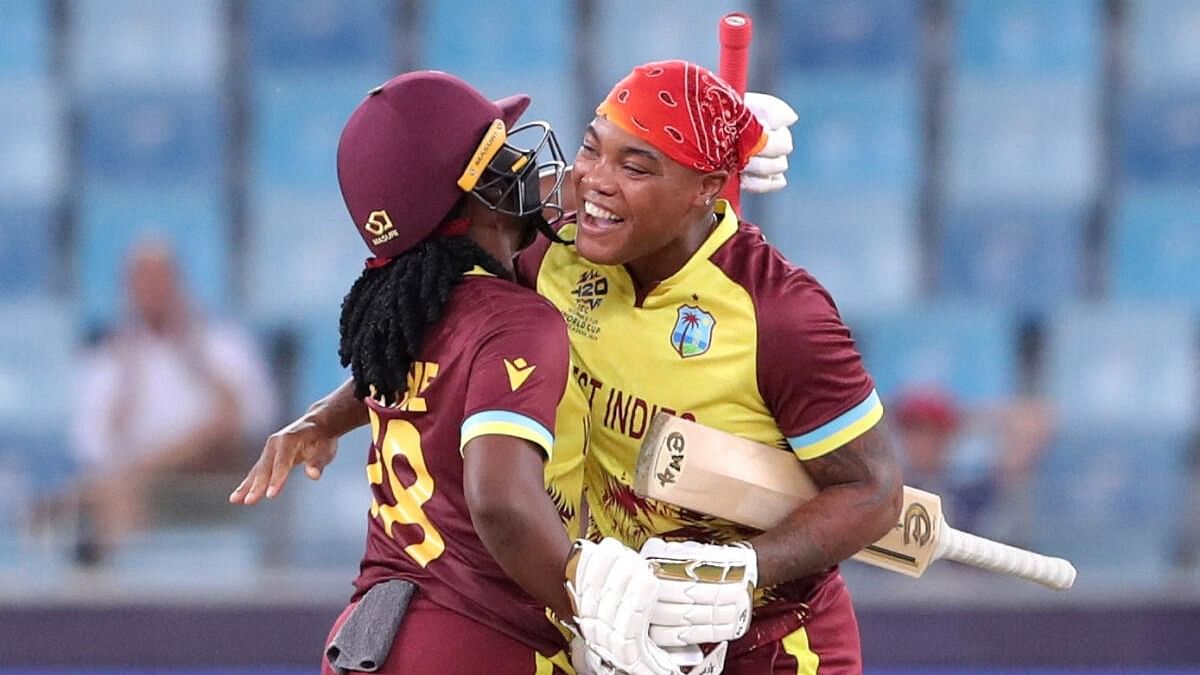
[336,71,532,259]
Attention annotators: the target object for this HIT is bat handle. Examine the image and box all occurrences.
[936,521,1078,591]
[718,12,752,214]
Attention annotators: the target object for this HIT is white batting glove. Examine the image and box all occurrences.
[640,538,758,647]
[743,92,798,194]
[566,538,679,675]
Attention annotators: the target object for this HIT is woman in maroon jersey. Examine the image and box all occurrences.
[233,71,673,675]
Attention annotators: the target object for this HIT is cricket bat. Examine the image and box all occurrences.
[634,412,1077,591]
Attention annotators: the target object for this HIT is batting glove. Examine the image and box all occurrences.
[742,92,798,194]
[565,538,679,675]
[640,538,758,647]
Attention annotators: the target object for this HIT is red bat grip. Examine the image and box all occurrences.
[718,12,752,213]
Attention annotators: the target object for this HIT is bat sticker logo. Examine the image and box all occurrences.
[655,431,687,487]
[902,503,933,548]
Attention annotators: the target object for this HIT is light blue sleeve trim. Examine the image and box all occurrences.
[460,409,554,450]
[786,389,883,451]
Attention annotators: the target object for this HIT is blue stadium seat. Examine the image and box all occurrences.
[285,430,372,569]
[779,0,918,74]
[422,0,572,76]
[778,74,919,193]
[247,0,393,76]
[251,72,389,192]
[1111,188,1200,307]
[1119,87,1200,186]
[1031,425,1188,586]
[68,0,224,92]
[0,428,73,501]
[953,0,1101,81]
[945,81,1098,203]
[110,524,260,585]
[0,0,50,78]
[243,190,365,326]
[1127,0,1200,87]
[75,187,230,328]
[761,190,918,318]
[852,304,1019,406]
[0,200,53,297]
[592,0,755,93]
[1042,304,1198,433]
[420,0,581,151]
[78,88,225,188]
[938,203,1085,312]
[0,299,75,432]
[0,80,64,203]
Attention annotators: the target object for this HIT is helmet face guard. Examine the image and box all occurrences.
[466,120,572,244]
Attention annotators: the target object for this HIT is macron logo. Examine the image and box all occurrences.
[503,357,536,391]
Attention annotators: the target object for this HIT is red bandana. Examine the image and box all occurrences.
[596,59,767,174]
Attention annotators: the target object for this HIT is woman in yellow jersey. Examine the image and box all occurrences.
[238,62,901,675]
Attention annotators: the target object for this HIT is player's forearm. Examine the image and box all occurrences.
[749,427,903,586]
[304,377,368,437]
[474,498,575,622]
[466,447,574,622]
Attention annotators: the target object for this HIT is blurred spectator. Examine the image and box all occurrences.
[64,239,277,563]
[893,386,1053,544]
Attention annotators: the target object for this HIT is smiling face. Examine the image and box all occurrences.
[571,117,726,278]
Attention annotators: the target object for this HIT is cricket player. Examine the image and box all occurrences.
[236,71,680,675]
[235,62,898,674]
[516,60,903,674]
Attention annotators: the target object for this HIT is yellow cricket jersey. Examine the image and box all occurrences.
[518,200,883,613]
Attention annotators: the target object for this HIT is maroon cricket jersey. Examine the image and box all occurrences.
[351,271,570,656]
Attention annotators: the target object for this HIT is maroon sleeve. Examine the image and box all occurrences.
[460,297,570,458]
[757,271,877,445]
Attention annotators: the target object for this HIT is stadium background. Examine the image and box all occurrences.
[1,0,1199,671]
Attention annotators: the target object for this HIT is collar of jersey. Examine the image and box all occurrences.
[638,198,738,298]
[463,265,496,277]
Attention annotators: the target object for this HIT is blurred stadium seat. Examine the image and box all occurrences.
[762,190,918,317]
[0,200,52,297]
[1127,0,1200,88]
[79,88,225,188]
[250,72,389,192]
[779,74,919,193]
[244,191,363,327]
[592,0,755,91]
[75,187,230,328]
[779,0,918,74]
[0,80,64,203]
[68,0,225,93]
[421,0,581,150]
[939,203,1085,312]
[422,0,571,75]
[1119,87,1200,186]
[0,0,51,79]
[247,0,393,76]
[953,0,1101,81]
[1042,304,1199,433]
[853,303,1019,406]
[945,80,1099,204]
[0,299,75,432]
[1111,188,1200,306]
[1032,425,1188,586]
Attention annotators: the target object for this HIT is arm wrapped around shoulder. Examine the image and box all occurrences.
[640,538,758,647]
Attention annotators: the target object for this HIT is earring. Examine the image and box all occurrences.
[705,198,712,206]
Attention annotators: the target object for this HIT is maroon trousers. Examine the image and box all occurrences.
[321,596,571,675]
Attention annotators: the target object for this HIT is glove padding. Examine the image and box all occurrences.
[640,538,758,647]
[742,92,798,194]
[566,538,680,675]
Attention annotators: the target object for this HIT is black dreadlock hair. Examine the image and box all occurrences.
[338,234,510,404]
